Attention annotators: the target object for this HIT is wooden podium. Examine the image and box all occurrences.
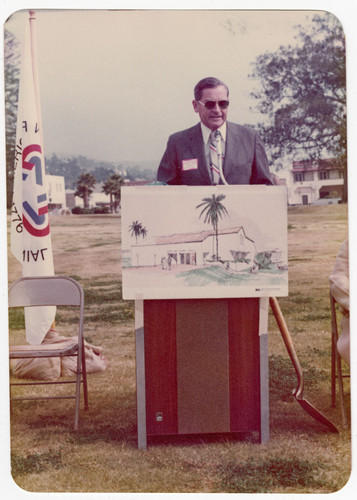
[135,297,269,449]
[122,184,288,449]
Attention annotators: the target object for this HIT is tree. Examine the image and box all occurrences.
[196,194,228,261]
[140,226,148,239]
[93,165,115,183]
[74,172,96,209]
[46,154,82,189]
[125,165,156,182]
[129,221,147,243]
[102,173,124,213]
[4,29,21,208]
[249,13,347,201]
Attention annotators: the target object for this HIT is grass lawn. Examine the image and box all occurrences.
[7,204,350,493]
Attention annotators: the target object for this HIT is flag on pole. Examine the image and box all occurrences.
[10,11,56,344]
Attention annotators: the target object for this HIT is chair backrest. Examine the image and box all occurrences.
[9,276,84,309]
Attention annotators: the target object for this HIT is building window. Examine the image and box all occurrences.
[318,171,330,180]
[294,172,305,182]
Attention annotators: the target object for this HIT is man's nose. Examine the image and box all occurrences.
[212,102,221,112]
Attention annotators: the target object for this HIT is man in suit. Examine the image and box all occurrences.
[157,76,272,186]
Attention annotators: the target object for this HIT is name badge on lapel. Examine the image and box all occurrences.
[182,159,198,171]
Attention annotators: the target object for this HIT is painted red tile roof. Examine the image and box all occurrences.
[153,226,246,245]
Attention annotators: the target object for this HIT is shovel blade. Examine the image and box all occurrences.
[296,397,339,433]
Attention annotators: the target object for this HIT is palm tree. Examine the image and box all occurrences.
[102,173,124,213]
[140,226,148,240]
[74,172,96,209]
[129,221,148,267]
[196,194,228,261]
[129,221,147,243]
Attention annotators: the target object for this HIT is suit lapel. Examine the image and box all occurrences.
[224,122,239,180]
[188,123,212,185]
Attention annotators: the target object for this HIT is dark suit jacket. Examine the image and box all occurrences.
[157,121,272,185]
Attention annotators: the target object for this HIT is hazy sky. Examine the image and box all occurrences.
[5,8,325,164]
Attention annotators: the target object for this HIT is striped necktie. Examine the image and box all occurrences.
[209,130,223,185]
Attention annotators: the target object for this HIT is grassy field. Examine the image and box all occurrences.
[7,204,350,493]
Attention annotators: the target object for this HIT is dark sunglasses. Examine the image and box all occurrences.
[198,100,230,110]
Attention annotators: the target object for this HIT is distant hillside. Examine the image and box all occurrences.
[45,154,157,189]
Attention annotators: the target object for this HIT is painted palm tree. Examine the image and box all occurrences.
[129,220,147,243]
[196,194,228,261]
[140,226,148,239]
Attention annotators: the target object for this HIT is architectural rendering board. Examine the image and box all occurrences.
[122,185,288,299]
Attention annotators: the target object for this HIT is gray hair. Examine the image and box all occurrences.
[194,77,229,101]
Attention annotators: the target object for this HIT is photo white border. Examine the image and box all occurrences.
[1,2,355,500]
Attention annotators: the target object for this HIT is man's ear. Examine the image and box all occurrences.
[192,100,199,113]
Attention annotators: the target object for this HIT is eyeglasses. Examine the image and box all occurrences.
[198,100,230,110]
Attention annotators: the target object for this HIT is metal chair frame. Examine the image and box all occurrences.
[9,276,88,430]
[330,290,349,429]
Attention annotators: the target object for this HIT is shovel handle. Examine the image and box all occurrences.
[269,297,304,398]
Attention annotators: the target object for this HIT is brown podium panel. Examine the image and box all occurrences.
[228,298,261,432]
[144,300,178,436]
[176,299,230,434]
[142,298,262,439]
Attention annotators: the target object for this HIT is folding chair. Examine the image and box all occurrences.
[9,276,88,430]
[330,290,349,429]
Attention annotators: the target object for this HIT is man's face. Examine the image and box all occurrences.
[192,85,229,130]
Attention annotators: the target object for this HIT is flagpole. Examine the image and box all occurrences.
[28,10,45,162]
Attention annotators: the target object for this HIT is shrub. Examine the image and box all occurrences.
[93,206,110,214]
[71,206,92,214]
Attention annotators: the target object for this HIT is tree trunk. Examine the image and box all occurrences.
[83,190,89,209]
[110,193,114,213]
[215,225,219,261]
[342,163,348,203]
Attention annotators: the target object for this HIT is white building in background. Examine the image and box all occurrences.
[65,183,111,210]
[90,183,111,208]
[275,158,344,206]
[46,174,66,211]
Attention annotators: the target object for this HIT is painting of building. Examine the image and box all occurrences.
[121,185,288,299]
[130,226,256,270]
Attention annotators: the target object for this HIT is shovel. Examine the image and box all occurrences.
[269,297,338,433]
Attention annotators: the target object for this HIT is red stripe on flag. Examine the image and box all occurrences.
[23,215,50,237]
[38,206,48,215]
